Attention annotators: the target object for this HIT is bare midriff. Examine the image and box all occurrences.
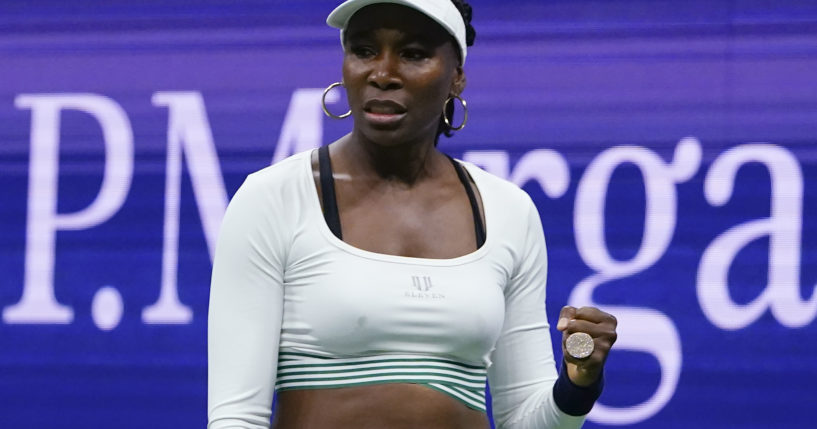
[272,384,491,429]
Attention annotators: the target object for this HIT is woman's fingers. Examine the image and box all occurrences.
[574,306,617,325]
[559,306,618,383]
[557,305,577,331]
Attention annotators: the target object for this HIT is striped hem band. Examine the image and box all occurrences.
[275,352,488,412]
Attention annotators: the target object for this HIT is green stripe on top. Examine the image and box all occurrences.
[278,351,485,370]
[274,352,488,413]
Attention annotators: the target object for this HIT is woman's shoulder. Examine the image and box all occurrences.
[458,159,535,210]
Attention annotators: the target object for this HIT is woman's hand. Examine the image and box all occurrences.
[556,306,618,386]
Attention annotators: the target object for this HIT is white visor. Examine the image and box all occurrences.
[326,0,468,64]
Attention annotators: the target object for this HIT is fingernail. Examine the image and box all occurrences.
[557,317,568,330]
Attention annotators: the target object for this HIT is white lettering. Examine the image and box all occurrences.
[572,137,701,424]
[272,88,334,164]
[698,143,817,329]
[143,92,229,324]
[463,149,571,198]
[462,151,509,179]
[4,93,134,324]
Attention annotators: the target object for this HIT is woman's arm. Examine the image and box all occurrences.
[208,175,286,429]
[487,196,610,429]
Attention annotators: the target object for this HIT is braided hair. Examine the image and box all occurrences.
[437,0,476,143]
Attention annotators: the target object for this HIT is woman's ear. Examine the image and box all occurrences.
[451,66,467,96]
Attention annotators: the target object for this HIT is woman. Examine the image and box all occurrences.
[208,1,618,428]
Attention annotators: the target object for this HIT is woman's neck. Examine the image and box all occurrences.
[339,132,443,186]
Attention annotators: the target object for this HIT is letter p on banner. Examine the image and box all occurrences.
[4,94,133,324]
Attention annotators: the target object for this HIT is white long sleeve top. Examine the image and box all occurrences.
[208,150,589,429]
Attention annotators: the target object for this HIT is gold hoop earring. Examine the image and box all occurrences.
[443,95,468,131]
[322,82,351,119]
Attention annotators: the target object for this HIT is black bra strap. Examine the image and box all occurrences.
[318,145,343,239]
[447,156,487,248]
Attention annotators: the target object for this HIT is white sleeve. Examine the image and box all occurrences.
[487,195,587,429]
[208,174,287,429]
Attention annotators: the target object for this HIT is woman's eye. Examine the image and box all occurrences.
[350,46,375,58]
[402,49,428,60]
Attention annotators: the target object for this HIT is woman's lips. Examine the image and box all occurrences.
[363,111,406,127]
[363,99,407,127]
[364,99,407,113]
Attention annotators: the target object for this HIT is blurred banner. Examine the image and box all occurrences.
[1,1,816,428]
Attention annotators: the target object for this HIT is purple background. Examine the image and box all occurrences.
[1,1,816,428]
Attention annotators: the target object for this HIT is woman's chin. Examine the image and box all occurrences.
[353,115,437,148]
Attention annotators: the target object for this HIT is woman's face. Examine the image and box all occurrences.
[342,3,465,146]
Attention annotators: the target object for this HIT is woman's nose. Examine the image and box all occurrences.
[367,52,402,90]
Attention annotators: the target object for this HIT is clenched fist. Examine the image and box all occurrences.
[556,306,618,386]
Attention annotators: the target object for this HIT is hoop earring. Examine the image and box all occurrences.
[322,82,351,119]
[443,95,468,131]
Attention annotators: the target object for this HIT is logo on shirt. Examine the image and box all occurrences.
[411,275,433,291]
[406,276,445,300]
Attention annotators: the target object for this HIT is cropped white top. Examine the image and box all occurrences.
[207,150,587,429]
